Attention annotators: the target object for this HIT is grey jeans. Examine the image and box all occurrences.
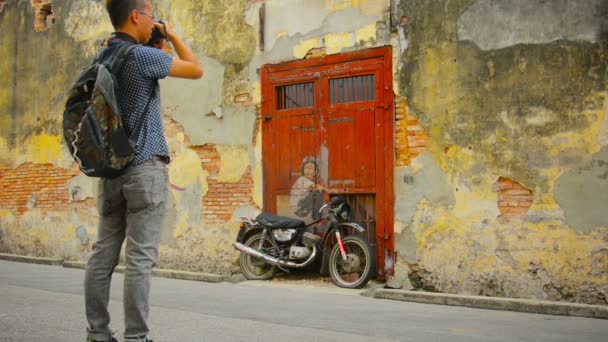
[85,159,168,342]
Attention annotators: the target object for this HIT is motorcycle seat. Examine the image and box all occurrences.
[255,212,306,229]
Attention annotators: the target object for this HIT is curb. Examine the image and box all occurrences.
[152,269,225,283]
[61,260,89,270]
[362,288,608,320]
[0,253,63,266]
[3,254,226,283]
[62,260,226,283]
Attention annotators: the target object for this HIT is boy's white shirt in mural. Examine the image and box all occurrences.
[290,176,315,222]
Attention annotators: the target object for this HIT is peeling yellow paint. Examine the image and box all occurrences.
[253,130,263,208]
[331,0,361,11]
[23,133,63,164]
[354,23,376,42]
[531,167,562,211]
[413,46,607,223]
[442,145,477,184]
[391,41,401,96]
[252,82,262,105]
[293,23,375,58]
[529,91,607,208]
[167,130,209,197]
[0,209,10,218]
[216,145,249,183]
[328,0,384,16]
[172,213,189,239]
[167,140,208,239]
[63,1,113,42]
[453,191,498,219]
[508,222,603,284]
[414,200,606,298]
[0,136,9,165]
[168,148,209,197]
[541,93,606,157]
[324,32,355,54]
[158,0,256,68]
[293,37,323,59]
[420,45,462,161]
[163,0,206,45]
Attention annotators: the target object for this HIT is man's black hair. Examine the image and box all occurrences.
[105,0,146,29]
[301,159,319,175]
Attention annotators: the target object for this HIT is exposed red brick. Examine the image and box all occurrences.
[191,144,256,224]
[234,93,253,107]
[0,163,79,215]
[31,0,54,32]
[395,97,429,167]
[495,177,533,219]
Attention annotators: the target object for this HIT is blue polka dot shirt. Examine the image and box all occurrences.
[113,43,173,166]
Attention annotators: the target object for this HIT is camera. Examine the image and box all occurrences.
[146,21,167,47]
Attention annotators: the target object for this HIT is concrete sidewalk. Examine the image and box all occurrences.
[2,252,606,320]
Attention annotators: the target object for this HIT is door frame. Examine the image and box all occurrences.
[261,46,395,278]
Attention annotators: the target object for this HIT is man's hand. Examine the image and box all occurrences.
[157,21,203,79]
[154,20,174,38]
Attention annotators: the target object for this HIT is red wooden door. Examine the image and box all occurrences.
[262,47,394,278]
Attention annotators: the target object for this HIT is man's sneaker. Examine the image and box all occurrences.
[88,338,118,342]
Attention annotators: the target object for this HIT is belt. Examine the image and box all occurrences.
[151,155,168,164]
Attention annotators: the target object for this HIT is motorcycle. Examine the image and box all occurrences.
[233,195,373,289]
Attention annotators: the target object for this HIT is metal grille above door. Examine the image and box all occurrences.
[329,75,375,104]
[277,82,315,109]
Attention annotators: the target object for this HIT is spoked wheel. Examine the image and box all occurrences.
[328,235,372,289]
[239,233,277,280]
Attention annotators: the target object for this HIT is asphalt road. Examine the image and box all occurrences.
[0,260,606,341]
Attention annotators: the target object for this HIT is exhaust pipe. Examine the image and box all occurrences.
[233,242,317,268]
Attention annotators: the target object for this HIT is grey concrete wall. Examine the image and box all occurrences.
[392,0,608,304]
[555,146,608,233]
[458,0,607,50]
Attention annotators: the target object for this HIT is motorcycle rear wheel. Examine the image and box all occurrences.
[328,235,372,289]
[239,233,277,280]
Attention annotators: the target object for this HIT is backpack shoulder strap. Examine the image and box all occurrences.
[110,44,137,74]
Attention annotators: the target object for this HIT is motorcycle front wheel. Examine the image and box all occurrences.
[328,235,372,289]
[239,233,278,280]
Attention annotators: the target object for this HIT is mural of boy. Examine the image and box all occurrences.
[76,224,91,253]
[289,157,325,223]
[70,185,92,253]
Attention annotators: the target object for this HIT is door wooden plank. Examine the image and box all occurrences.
[273,115,294,189]
[382,53,395,276]
[355,107,376,188]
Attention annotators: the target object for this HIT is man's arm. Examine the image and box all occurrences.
[158,22,203,79]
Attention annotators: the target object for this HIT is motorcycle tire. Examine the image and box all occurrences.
[328,235,372,289]
[239,233,277,280]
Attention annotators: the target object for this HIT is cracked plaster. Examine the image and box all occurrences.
[458,0,606,50]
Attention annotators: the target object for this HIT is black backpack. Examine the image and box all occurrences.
[63,42,146,178]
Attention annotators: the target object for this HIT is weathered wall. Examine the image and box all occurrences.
[0,0,262,274]
[0,0,392,275]
[2,0,606,305]
[391,0,608,304]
